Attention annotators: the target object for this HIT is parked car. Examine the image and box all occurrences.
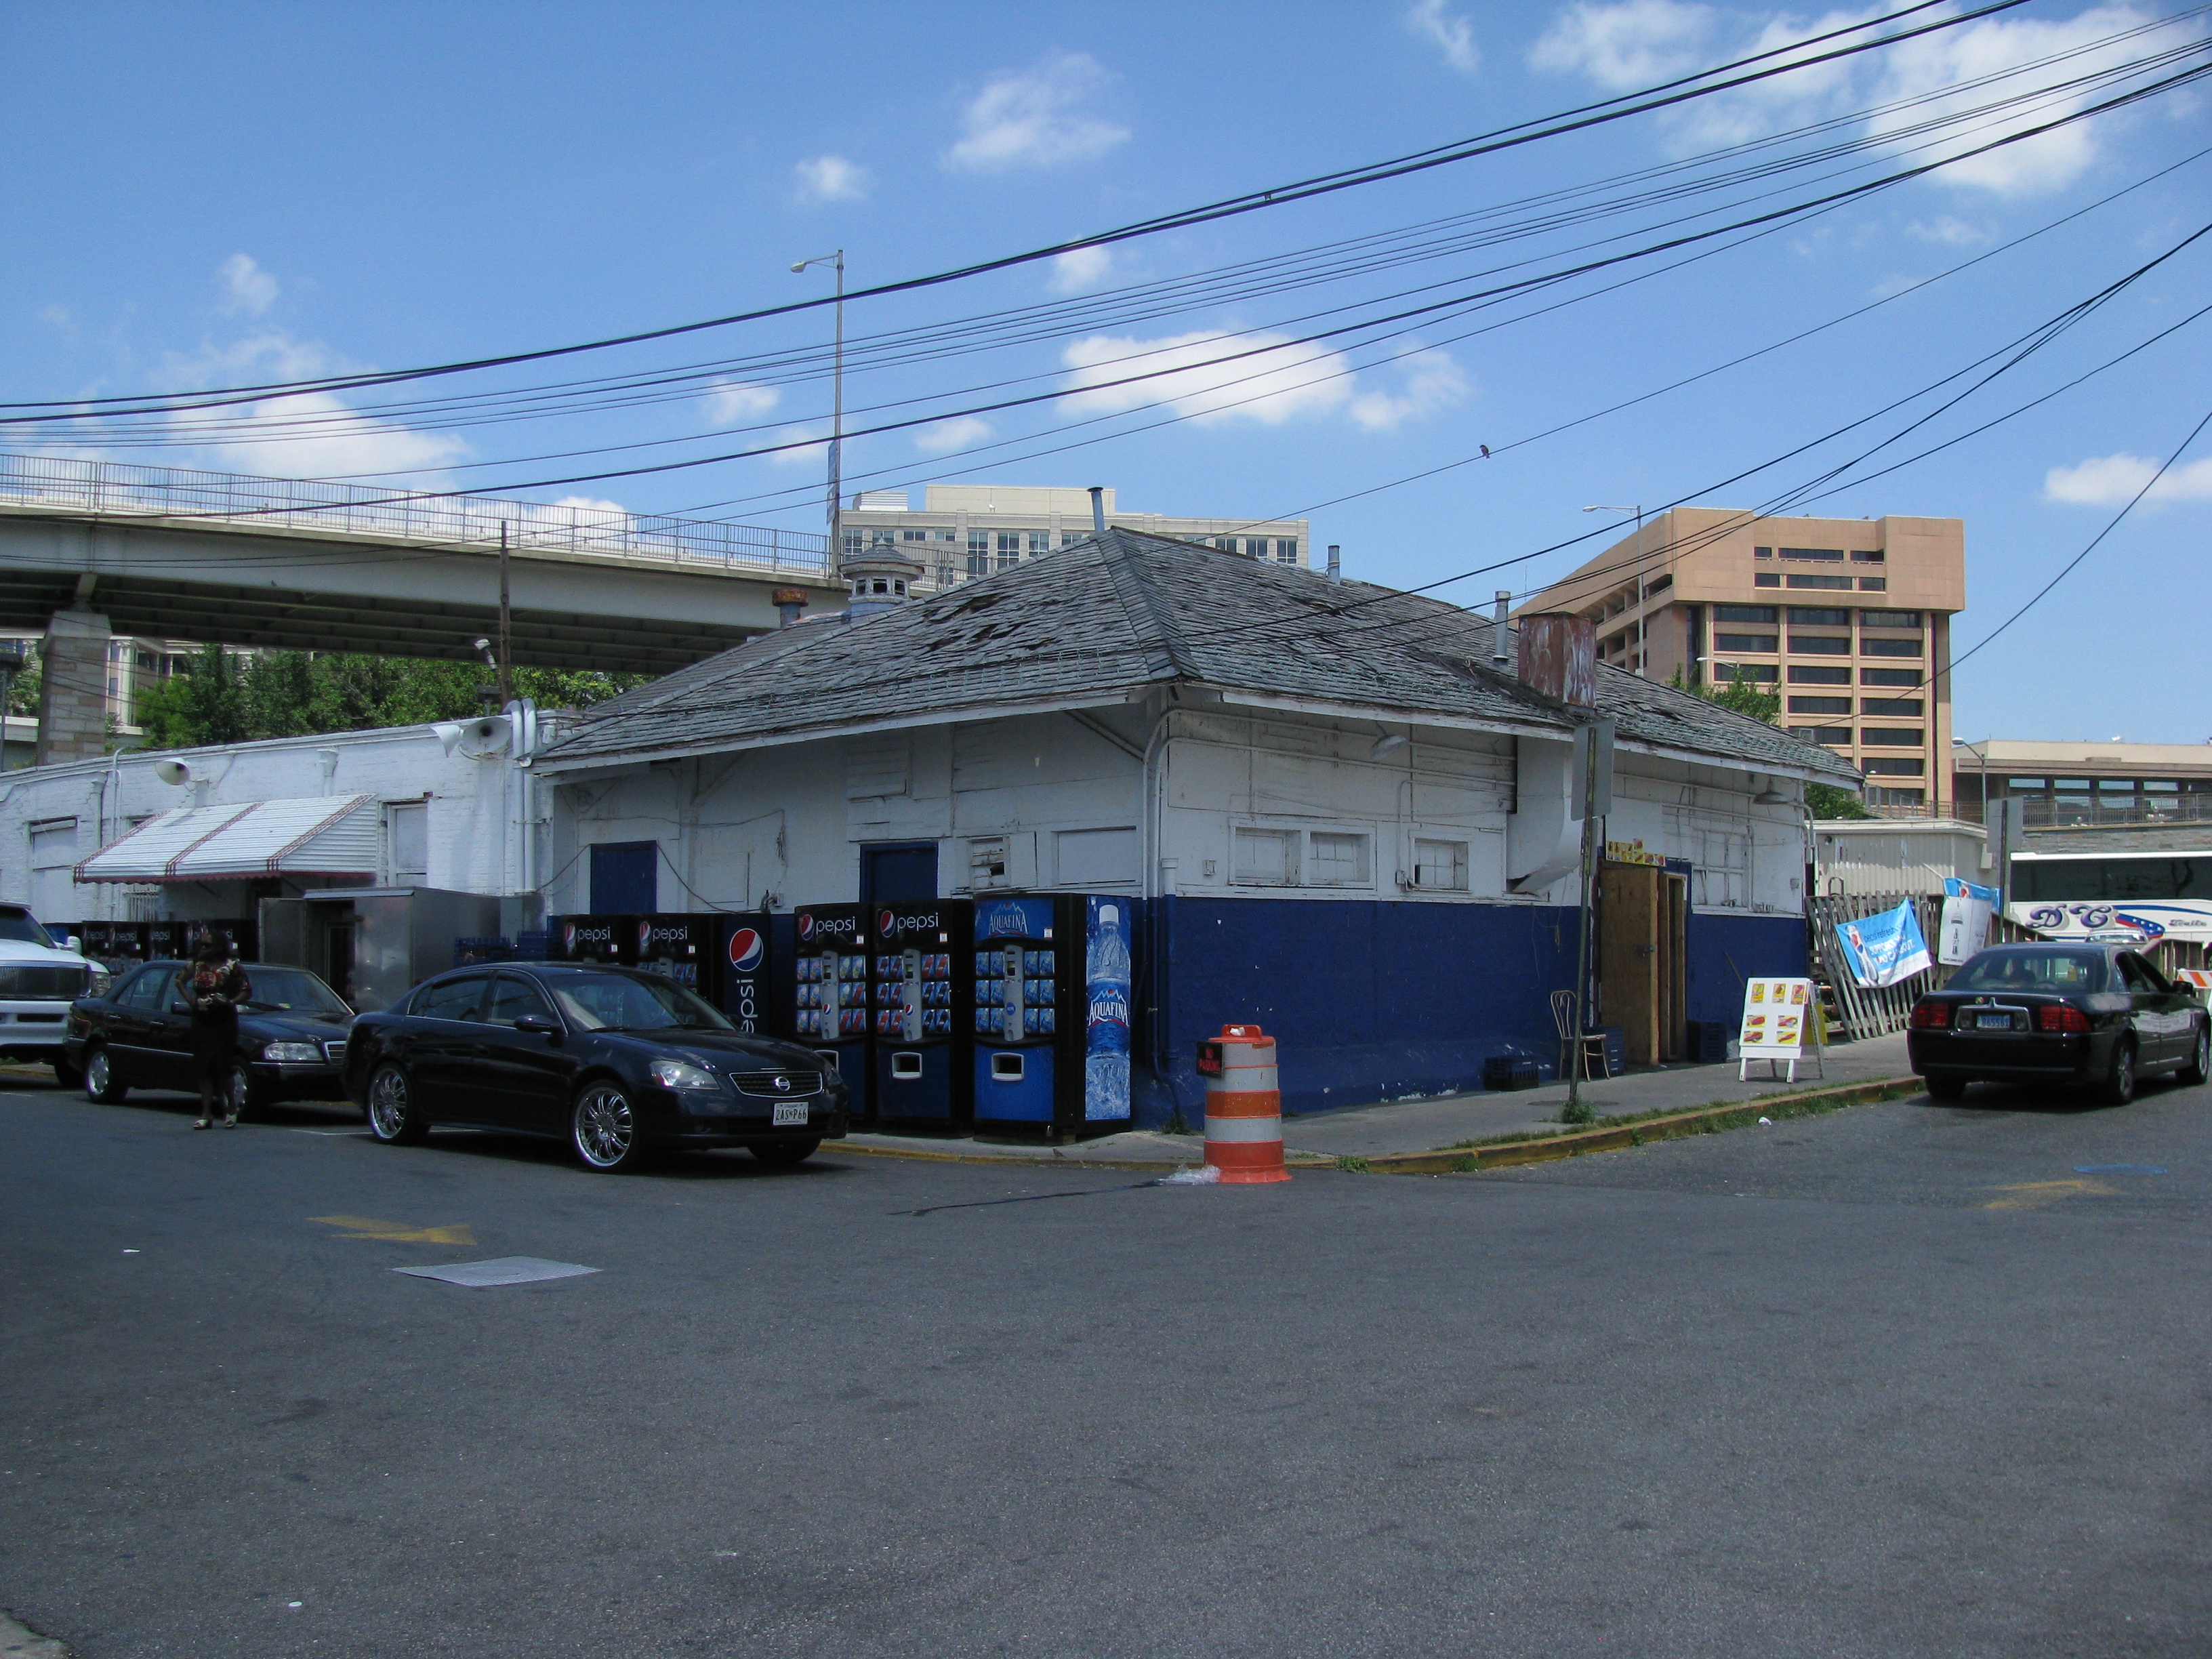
[0,903,109,1084]
[342,962,848,1171]
[66,958,354,1113]
[1906,942,2209,1105]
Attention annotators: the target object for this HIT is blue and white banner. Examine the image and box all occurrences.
[2010,899,2212,945]
[1835,899,1932,989]
[1938,877,1999,966]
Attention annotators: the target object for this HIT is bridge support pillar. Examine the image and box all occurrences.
[35,609,112,767]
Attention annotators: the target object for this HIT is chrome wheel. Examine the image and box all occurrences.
[229,1063,254,1120]
[367,1064,419,1143]
[85,1046,125,1104]
[2102,1040,2136,1107]
[2186,1025,2211,1086]
[572,1084,638,1170]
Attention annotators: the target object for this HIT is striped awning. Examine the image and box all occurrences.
[74,794,380,883]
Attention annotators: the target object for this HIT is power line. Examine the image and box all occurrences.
[0,0,2031,419]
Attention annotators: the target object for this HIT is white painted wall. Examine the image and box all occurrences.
[551,700,1802,918]
[0,724,530,928]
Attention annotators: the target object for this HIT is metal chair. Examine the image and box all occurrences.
[1551,989,1610,1082]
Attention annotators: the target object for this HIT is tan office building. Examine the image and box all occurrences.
[1519,508,1965,813]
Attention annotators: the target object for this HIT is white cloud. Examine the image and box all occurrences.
[39,304,73,330]
[792,155,872,203]
[157,331,467,479]
[1349,350,1471,430]
[1060,330,1353,424]
[767,424,832,467]
[707,381,780,424]
[553,496,627,516]
[1906,216,1992,246]
[1530,0,1711,87]
[2045,452,2212,504]
[218,253,278,318]
[944,52,1128,171]
[1048,245,1115,293]
[1532,0,2204,195]
[1409,0,1481,73]
[915,415,996,453]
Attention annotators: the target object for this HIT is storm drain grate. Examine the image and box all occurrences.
[392,1256,600,1288]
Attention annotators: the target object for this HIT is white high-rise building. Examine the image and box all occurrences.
[835,485,1309,590]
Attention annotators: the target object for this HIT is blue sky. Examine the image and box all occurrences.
[4,0,2209,743]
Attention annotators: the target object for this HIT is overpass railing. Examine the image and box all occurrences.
[0,453,830,577]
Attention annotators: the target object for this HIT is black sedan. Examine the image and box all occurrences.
[1907,942,2209,1105]
[343,962,848,1171]
[65,959,355,1115]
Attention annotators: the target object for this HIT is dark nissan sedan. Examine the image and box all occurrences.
[1907,942,2209,1105]
[65,959,354,1115]
[344,962,848,1171]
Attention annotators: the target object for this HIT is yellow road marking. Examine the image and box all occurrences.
[310,1214,477,1244]
[1979,1179,2118,1212]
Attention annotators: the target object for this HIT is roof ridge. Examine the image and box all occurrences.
[1098,529,1188,683]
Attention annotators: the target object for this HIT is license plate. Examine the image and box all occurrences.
[1976,1014,2013,1030]
[772,1103,810,1126]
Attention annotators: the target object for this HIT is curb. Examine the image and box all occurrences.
[823,1139,1283,1174]
[1363,1076,1923,1175]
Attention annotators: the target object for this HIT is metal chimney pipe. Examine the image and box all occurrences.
[1492,590,1512,667]
[772,587,808,628]
[1088,487,1106,533]
[1326,544,1341,582]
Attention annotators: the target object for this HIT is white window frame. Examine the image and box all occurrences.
[1409,836,1469,892]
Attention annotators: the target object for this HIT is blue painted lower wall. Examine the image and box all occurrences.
[1128,896,1807,1127]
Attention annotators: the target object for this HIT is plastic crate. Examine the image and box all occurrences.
[452,937,515,967]
[512,930,551,961]
[1691,1020,1732,1063]
[1483,1054,1541,1091]
[1598,1025,1626,1076]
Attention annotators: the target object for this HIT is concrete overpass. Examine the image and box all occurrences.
[0,453,841,762]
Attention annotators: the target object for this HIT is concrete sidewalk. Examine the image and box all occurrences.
[837,1033,1916,1168]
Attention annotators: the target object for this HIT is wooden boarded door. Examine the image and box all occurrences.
[1599,861,1664,1066]
[1664,874,1689,1061]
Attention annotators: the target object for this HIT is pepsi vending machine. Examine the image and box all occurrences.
[790,904,871,1118]
[715,914,772,1034]
[972,894,1132,1136]
[549,916,634,964]
[632,914,715,998]
[869,900,972,1128]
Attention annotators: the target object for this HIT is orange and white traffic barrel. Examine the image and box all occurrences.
[1197,1024,1289,1184]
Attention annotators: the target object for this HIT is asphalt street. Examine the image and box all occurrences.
[4,1069,2209,1658]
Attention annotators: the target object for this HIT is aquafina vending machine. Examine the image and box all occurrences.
[790,904,871,1118]
[972,894,1131,1137]
[869,899,972,1128]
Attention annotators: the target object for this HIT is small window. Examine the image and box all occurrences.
[1061,532,1081,548]
[1778,547,1845,562]
[1789,696,1851,715]
[1714,632,1778,652]
[28,819,77,869]
[1789,634,1851,655]
[1786,607,1849,626]
[1707,661,1778,682]
[1857,577,1887,592]
[968,836,1009,885]
[1862,638,1923,657]
[2145,780,2181,794]
[1306,831,1372,886]
[1790,725,1853,745]
[1861,698,1924,717]
[2006,777,2048,791]
[1860,727,1925,747]
[1850,549,1885,562]
[1028,532,1051,555]
[1858,609,1923,629]
[387,802,428,882]
[901,529,927,541]
[1231,827,1297,886]
[1713,605,1777,623]
[1862,668,1921,687]
[1868,786,1926,806]
[1785,573,1853,590]
[2098,778,2135,794]
[1861,756,1925,776]
[1753,546,1773,558]
[1788,664,1851,684]
[1275,539,1299,563]
[1411,838,1468,891]
[1754,572,1781,588]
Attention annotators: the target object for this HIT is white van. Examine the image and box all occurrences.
[0,905,108,1082]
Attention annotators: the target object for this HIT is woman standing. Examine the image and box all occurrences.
[176,937,251,1130]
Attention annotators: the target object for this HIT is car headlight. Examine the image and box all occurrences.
[261,1041,323,1063]
[649,1059,720,1090]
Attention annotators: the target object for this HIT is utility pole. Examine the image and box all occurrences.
[790,250,846,561]
[1563,716,1613,1125]
[497,520,514,705]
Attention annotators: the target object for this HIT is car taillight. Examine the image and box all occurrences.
[1909,1000,1950,1029]
[2036,1004,2092,1033]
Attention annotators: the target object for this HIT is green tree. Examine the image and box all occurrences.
[131,648,649,751]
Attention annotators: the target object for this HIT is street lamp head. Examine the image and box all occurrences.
[790,262,808,274]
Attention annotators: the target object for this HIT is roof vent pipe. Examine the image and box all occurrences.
[1088,486,1107,533]
[772,587,808,628]
[1491,590,1512,668]
[1326,544,1341,582]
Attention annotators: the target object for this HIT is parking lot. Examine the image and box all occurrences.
[5,1071,2209,1658]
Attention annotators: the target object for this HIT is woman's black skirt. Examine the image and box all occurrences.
[189,1011,240,1083]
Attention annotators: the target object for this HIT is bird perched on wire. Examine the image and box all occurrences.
[1480,444,1490,458]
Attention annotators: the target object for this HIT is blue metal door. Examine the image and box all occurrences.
[861,842,937,906]
[589,842,657,915]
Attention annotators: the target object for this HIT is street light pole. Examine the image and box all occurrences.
[1583,504,1645,674]
[791,250,846,562]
